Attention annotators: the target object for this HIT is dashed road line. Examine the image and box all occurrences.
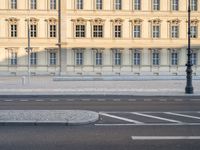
[67,99,74,101]
[160,99,167,102]
[191,99,200,101]
[81,99,91,101]
[3,99,13,102]
[165,112,200,120]
[131,112,182,123]
[99,112,143,124]
[19,99,29,102]
[131,136,200,140]
[113,99,121,101]
[128,99,136,101]
[35,99,44,102]
[144,99,152,101]
[97,99,106,101]
[174,99,183,102]
[49,99,59,102]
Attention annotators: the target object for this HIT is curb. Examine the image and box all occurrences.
[0,110,99,126]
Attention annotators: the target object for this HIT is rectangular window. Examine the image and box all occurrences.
[191,26,198,38]
[96,0,103,10]
[11,0,17,9]
[96,52,103,65]
[50,52,56,65]
[76,52,83,65]
[114,25,122,38]
[133,25,141,38]
[114,52,121,65]
[75,25,85,38]
[10,52,17,65]
[152,52,160,65]
[30,25,37,37]
[171,0,179,11]
[134,0,141,10]
[171,52,178,65]
[50,0,56,10]
[30,52,37,65]
[191,0,198,11]
[152,25,160,38]
[134,52,141,65]
[115,0,122,10]
[153,0,160,11]
[31,0,37,9]
[171,25,179,38]
[77,0,83,9]
[93,25,103,38]
[191,53,197,65]
[10,24,17,37]
[49,25,57,38]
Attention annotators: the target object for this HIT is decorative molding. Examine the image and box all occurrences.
[71,18,87,24]
[5,17,19,24]
[129,19,143,24]
[149,18,162,24]
[89,18,106,25]
[111,18,124,25]
[167,18,181,24]
[45,18,58,24]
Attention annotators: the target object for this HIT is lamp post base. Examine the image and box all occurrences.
[185,86,194,94]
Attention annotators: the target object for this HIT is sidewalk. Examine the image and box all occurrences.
[0,76,200,96]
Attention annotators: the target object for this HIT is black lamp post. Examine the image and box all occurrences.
[185,0,194,94]
[58,0,62,75]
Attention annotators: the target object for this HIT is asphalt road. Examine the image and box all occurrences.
[0,95,200,150]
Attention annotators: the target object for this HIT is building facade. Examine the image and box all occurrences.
[0,0,200,76]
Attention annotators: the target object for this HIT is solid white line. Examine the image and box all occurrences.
[99,113,143,124]
[95,123,200,126]
[131,136,200,140]
[191,99,200,101]
[131,112,182,123]
[67,99,74,101]
[165,112,200,120]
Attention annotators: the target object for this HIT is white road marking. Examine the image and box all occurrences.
[160,99,167,101]
[113,99,121,101]
[174,99,183,101]
[4,99,13,102]
[95,123,200,126]
[128,99,136,101]
[191,99,200,101]
[81,99,90,101]
[19,99,29,102]
[131,112,182,123]
[67,99,74,101]
[97,99,106,101]
[49,99,59,102]
[35,99,44,102]
[99,113,143,124]
[165,112,200,120]
[144,99,152,101]
[131,136,200,140]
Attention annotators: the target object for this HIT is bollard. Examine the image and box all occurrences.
[22,76,26,85]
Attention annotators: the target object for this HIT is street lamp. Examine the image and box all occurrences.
[185,0,194,94]
[26,18,32,84]
[58,0,62,75]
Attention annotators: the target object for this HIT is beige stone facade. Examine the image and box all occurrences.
[0,0,200,76]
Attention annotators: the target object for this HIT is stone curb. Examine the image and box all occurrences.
[0,110,99,126]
